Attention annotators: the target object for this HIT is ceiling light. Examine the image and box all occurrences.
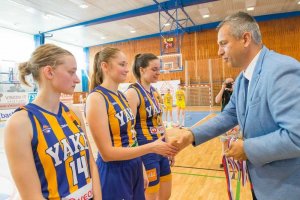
[247,7,255,11]
[298,1,300,5]
[79,4,88,8]
[164,23,170,26]
[69,0,90,8]
[101,36,106,40]
[199,7,210,19]
[43,14,52,20]
[130,30,136,33]
[26,8,36,14]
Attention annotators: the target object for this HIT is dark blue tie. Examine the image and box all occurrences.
[244,76,249,107]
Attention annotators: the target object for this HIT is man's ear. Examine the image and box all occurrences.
[42,66,54,79]
[243,32,252,47]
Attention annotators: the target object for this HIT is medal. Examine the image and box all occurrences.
[131,125,137,139]
[130,125,138,147]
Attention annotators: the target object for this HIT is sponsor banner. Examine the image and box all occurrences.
[0,92,28,110]
[0,92,37,121]
[0,109,15,121]
[63,182,93,200]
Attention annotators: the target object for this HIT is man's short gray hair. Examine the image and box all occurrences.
[217,12,262,44]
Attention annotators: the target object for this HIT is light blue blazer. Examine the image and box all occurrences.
[191,46,300,200]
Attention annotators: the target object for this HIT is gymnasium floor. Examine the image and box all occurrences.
[167,110,253,200]
[163,107,253,200]
[163,110,211,128]
[0,106,253,200]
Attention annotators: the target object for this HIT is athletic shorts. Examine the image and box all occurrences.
[164,105,172,111]
[97,156,145,200]
[176,101,186,109]
[141,153,172,194]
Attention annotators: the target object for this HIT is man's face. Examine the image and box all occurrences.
[217,24,245,68]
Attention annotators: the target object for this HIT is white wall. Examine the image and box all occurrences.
[0,27,35,62]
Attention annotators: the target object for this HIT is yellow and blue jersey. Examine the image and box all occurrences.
[16,102,92,200]
[92,85,144,199]
[92,85,137,147]
[164,93,173,106]
[129,83,164,145]
[176,89,185,103]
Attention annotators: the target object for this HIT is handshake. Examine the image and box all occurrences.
[151,127,248,162]
[150,128,195,158]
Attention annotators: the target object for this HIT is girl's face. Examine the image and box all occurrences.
[106,51,129,83]
[140,59,160,83]
[50,55,80,94]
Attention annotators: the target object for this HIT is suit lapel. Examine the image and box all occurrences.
[240,46,269,134]
[236,74,247,129]
[247,46,268,104]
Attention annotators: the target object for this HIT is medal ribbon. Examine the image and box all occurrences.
[136,82,162,115]
[222,136,248,200]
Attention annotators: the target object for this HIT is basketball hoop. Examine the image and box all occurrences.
[158,53,182,71]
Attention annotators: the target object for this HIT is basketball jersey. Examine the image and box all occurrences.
[176,89,185,102]
[16,103,92,200]
[164,93,173,106]
[129,83,164,145]
[92,85,137,147]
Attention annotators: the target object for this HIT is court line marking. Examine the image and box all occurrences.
[190,113,217,128]
[173,165,224,172]
[172,171,225,179]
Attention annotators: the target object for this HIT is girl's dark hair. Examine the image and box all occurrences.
[90,47,120,91]
[18,44,72,86]
[132,53,159,80]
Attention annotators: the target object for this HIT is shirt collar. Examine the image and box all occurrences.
[243,50,262,81]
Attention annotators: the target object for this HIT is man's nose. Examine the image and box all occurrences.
[218,46,224,56]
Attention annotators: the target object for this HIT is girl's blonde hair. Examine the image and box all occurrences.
[18,44,73,86]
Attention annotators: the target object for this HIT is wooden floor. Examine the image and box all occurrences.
[85,106,253,200]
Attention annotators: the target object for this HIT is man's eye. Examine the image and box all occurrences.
[220,41,227,46]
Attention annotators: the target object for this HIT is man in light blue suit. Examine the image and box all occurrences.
[168,12,300,199]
